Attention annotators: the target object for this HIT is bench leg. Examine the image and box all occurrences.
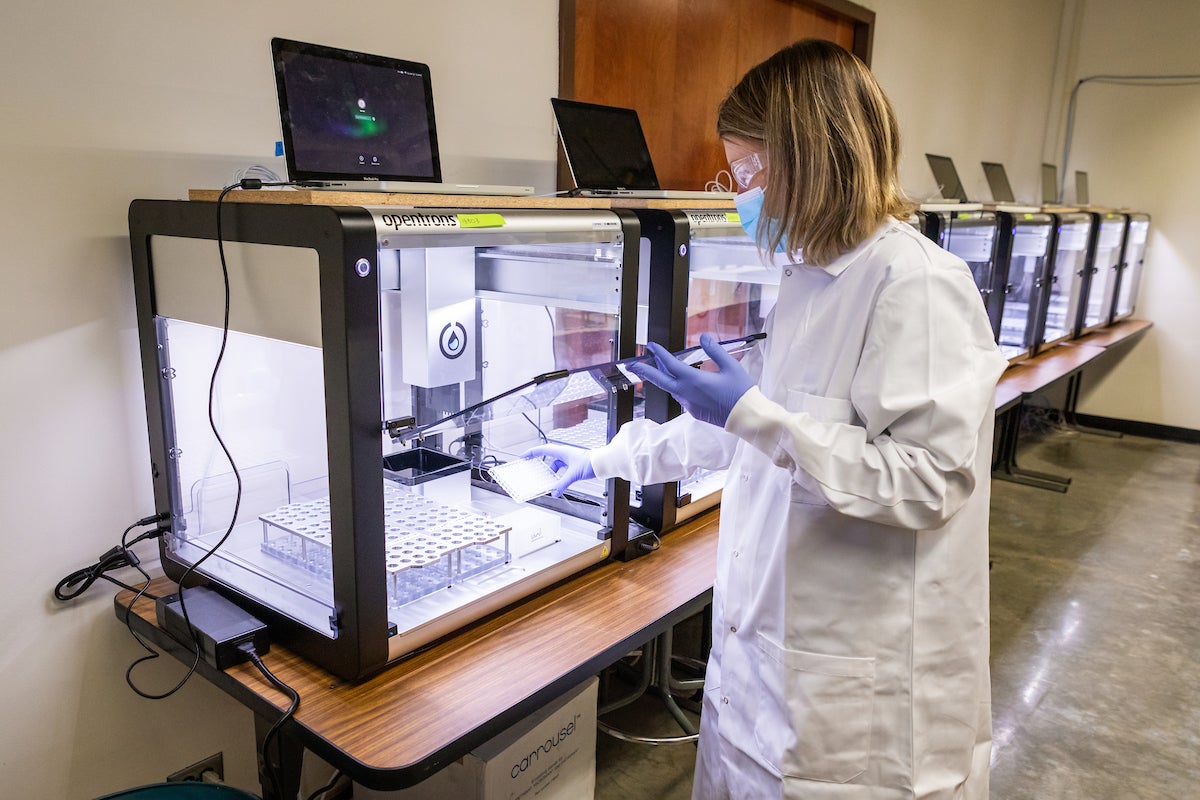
[992,404,1071,493]
[1063,373,1123,438]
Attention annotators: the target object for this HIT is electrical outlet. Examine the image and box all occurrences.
[166,752,224,783]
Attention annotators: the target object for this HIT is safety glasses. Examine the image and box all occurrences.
[729,151,766,190]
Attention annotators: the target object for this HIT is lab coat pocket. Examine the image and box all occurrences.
[753,633,876,783]
[784,390,855,506]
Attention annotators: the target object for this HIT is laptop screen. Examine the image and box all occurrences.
[272,38,441,183]
[551,98,660,190]
[981,162,1015,203]
[1041,163,1058,205]
[1075,171,1090,206]
[925,154,967,202]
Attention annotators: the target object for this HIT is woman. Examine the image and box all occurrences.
[534,39,1006,799]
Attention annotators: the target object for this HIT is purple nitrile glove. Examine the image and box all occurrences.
[522,443,597,498]
[629,333,754,427]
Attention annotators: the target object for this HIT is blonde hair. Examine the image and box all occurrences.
[717,39,913,266]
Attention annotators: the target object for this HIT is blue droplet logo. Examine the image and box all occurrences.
[439,322,467,360]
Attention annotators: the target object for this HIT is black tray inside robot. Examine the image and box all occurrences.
[383,448,471,486]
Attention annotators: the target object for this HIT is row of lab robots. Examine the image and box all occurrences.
[128,198,1149,679]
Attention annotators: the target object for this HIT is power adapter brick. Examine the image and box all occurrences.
[155,587,270,669]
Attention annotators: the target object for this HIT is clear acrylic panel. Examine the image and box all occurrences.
[1082,217,1127,329]
[158,317,337,635]
[998,219,1054,359]
[944,215,999,300]
[374,238,627,626]
[1115,216,1150,318]
[672,233,780,505]
[1044,217,1092,343]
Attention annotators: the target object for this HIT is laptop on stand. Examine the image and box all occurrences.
[551,97,734,200]
[925,153,970,203]
[982,161,1021,204]
[271,38,533,196]
[1074,170,1090,206]
[1041,163,1061,206]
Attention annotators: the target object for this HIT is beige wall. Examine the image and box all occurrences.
[0,1,1193,798]
[862,0,1067,205]
[1058,0,1200,430]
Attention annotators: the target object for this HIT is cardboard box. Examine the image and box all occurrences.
[356,677,597,800]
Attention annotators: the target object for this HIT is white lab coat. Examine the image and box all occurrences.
[591,218,1009,799]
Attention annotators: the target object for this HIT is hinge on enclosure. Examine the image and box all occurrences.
[385,416,416,440]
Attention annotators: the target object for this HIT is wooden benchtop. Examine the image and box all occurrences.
[997,319,1152,396]
[116,510,720,787]
[607,197,734,210]
[186,189,736,212]
[1068,318,1153,349]
[188,189,609,209]
[994,381,1024,413]
[1000,342,1106,394]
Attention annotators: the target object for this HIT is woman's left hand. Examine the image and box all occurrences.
[630,333,754,427]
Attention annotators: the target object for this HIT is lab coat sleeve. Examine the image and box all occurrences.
[725,264,1007,530]
[590,413,740,485]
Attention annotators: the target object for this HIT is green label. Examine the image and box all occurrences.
[725,212,741,223]
[456,213,506,229]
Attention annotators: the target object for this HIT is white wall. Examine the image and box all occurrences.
[862,0,1067,205]
[1058,0,1200,430]
[0,2,558,798]
[1,1,1193,798]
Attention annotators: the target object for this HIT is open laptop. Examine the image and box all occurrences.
[1075,170,1090,206]
[271,38,533,195]
[981,161,1021,203]
[1041,163,1060,205]
[925,154,968,202]
[551,98,734,200]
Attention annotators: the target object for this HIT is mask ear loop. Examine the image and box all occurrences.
[706,169,734,193]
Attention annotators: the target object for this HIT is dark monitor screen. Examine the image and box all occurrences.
[272,38,441,183]
[981,162,1015,203]
[1075,170,1090,206]
[925,154,967,202]
[1041,163,1058,205]
[551,98,660,190]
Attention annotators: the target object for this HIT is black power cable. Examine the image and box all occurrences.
[53,514,168,601]
[148,177,303,691]
[238,643,301,800]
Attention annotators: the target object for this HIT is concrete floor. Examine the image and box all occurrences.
[594,426,1200,799]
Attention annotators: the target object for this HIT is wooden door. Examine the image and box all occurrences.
[559,0,874,191]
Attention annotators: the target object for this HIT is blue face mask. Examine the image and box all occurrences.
[734,186,787,254]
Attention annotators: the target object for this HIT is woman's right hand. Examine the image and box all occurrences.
[522,444,597,497]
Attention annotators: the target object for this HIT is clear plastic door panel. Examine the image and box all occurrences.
[998,216,1054,359]
[686,233,780,344]
[1044,214,1093,345]
[1081,214,1127,330]
[149,236,337,636]
[370,209,629,640]
[675,217,780,505]
[943,212,1000,301]
[1114,214,1150,319]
